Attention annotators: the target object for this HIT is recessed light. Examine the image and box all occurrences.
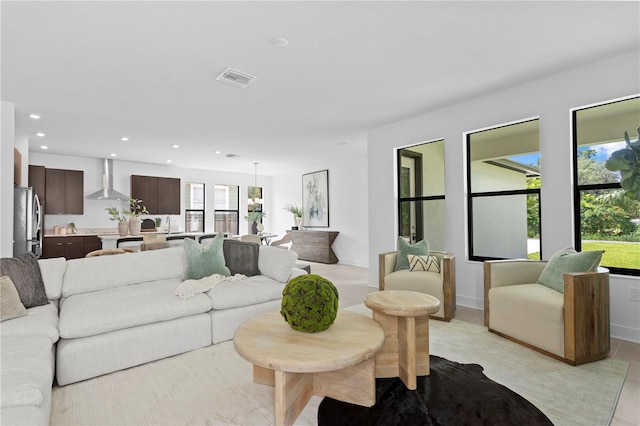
[40,145,48,150]
[110,153,117,157]
[166,160,172,163]
[120,137,129,142]
[36,132,46,137]
[273,37,289,48]
[172,144,180,149]
[30,114,41,119]
[215,150,221,154]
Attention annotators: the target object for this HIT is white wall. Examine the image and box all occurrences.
[368,49,640,342]
[271,153,369,267]
[1,102,16,257]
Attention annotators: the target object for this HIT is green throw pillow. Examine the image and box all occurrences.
[182,234,230,280]
[536,246,603,293]
[394,237,430,271]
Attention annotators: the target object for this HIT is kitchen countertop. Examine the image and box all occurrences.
[44,228,198,239]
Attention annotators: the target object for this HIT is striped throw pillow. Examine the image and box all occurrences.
[408,255,441,273]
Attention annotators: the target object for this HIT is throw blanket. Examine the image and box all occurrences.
[175,274,246,299]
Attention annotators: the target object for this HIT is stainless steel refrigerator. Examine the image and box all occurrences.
[13,186,42,257]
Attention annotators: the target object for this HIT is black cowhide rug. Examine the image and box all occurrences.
[317,355,553,426]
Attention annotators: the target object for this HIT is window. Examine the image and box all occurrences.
[467,119,541,261]
[397,140,445,250]
[572,96,640,275]
[214,184,239,235]
[185,182,205,232]
[248,185,263,234]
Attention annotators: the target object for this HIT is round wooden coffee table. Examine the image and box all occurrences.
[234,310,385,426]
[365,290,441,390]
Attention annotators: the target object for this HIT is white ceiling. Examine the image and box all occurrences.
[2,1,639,176]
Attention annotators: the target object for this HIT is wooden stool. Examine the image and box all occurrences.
[365,290,440,390]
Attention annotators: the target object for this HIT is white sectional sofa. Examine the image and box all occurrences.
[0,257,66,426]
[1,241,302,424]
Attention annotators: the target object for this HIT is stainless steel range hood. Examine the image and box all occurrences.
[86,158,129,200]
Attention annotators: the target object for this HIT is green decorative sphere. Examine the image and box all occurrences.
[280,274,339,333]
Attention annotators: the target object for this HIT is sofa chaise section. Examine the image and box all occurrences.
[0,257,65,426]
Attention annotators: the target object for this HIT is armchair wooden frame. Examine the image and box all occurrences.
[484,260,610,366]
[379,250,456,321]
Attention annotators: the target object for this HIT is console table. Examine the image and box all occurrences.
[286,230,339,264]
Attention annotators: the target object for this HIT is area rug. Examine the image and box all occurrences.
[50,305,629,426]
[317,355,553,426]
[345,304,629,426]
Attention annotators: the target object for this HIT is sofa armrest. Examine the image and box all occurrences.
[378,251,398,290]
[563,267,610,364]
[483,259,547,326]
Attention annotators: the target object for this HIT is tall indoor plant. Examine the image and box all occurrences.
[605,127,640,201]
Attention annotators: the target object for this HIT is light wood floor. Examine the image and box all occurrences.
[308,261,640,426]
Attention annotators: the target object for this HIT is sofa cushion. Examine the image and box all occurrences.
[59,278,212,339]
[258,246,298,283]
[1,253,49,308]
[0,303,59,343]
[489,283,564,356]
[62,248,184,297]
[1,276,27,321]
[394,237,429,271]
[408,255,441,273]
[37,257,66,300]
[537,246,603,293]
[223,239,260,276]
[1,335,53,408]
[207,275,285,310]
[183,236,230,280]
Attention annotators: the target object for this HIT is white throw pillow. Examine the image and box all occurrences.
[407,254,441,273]
[258,246,298,283]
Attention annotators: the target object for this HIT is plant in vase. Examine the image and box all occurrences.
[243,210,267,234]
[105,206,129,237]
[124,198,149,236]
[283,204,303,229]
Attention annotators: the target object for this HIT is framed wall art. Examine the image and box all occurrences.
[302,169,329,227]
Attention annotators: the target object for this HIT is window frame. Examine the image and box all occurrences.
[466,118,542,262]
[571,96,640,276]
[396,141,446,246]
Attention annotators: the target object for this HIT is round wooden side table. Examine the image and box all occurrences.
[364,290,441,390]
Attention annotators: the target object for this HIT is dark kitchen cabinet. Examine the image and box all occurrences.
[28,165,46,210]
[42,235,102,259]
[130,175,180,215]
[45,168,84,214]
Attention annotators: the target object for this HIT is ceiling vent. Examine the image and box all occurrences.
[216,68,257,88]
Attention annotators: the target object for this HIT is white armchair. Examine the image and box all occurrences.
[379,250,456,321]
[484,259,610,365]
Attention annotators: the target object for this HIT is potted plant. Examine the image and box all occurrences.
[606,127,640,201]
[243,210,267,234]
[284,204,303,229]
[106,206,129,236]
[124,198,149,236]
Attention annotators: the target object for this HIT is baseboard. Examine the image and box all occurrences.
[611,323,640,344]
[455,294,483,310]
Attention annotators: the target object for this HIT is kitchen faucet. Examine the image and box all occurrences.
[166,216,171,235]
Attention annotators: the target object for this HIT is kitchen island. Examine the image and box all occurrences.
[43,227,202,257]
